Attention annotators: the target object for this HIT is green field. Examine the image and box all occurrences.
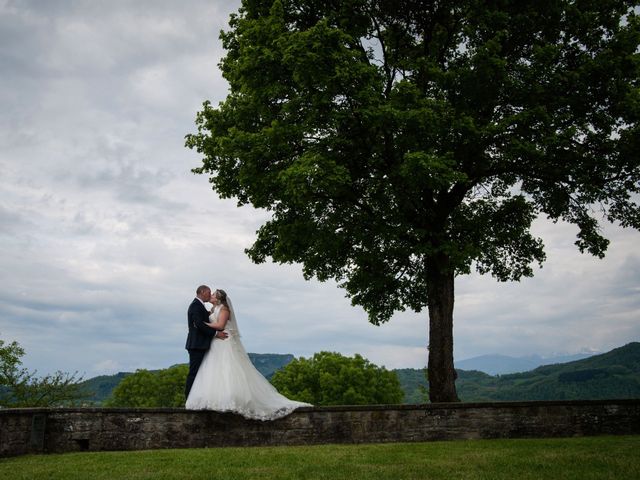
[1,436,638,480]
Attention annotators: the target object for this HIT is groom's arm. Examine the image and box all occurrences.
[188,304,217,337]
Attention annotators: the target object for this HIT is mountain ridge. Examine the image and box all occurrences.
[454,352,597,375]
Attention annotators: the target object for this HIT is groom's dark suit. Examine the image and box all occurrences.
[184,298,218,398]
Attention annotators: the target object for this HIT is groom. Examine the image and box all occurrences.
[184,285,228,398]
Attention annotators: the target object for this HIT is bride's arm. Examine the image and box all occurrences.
[206,307,230,330]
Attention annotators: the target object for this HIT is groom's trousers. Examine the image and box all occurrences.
[185,349,207,398]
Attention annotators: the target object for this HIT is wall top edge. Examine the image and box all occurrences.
[1,398,639,415]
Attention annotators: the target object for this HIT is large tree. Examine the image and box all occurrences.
[187,0,640,401]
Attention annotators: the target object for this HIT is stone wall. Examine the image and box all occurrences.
[1,399,639,457]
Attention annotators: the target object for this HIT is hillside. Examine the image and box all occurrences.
[454,352,595,375]
[249,353,295,379]
[398,342,640,402]
[79,372,131,404]
[475,342,640,401]
[395,368,429,404]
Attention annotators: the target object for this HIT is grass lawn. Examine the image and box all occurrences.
[1,435,638,480]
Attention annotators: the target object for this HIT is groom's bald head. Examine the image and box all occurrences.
[196,285,212,302]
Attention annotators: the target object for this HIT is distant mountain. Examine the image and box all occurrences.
[248,353,294,379]
[79,372,131,404]
[79,353,294,405]
[398,342,640,402]
[395,368,429,404]
[455,352,596,375]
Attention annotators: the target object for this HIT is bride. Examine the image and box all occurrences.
[185,289,311,420]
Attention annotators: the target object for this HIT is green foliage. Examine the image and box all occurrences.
[0,335,86,408]
[270,351,404,405]
[0,336,24,385]
[105,365,188,408]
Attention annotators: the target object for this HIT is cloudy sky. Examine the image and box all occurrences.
[1,0,638,379]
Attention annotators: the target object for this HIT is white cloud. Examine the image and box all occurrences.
[0,0,638,381]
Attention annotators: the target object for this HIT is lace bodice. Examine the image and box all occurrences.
[209,304,240,337]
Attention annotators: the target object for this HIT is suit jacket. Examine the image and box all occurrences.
[185,298,217,350]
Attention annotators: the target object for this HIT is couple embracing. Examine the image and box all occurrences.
[184,285,310,420]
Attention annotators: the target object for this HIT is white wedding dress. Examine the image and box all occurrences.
[185,298,311,420]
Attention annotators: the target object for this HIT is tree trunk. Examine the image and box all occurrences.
[426,254,460,402]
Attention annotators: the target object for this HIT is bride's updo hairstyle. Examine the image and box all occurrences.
[214,289,229,308]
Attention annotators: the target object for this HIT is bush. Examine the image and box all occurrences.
[271,351,404,405]
[105,365,188,407]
